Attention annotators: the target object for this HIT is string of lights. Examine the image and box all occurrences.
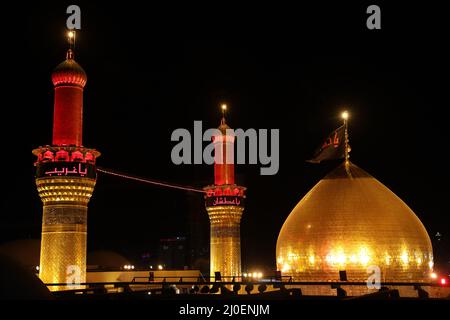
[96,167,206,193]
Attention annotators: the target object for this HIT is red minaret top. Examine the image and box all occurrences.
[204,104,245,206]
[33,30,99,169]
[213,104,235,185]
[51,30,87,146]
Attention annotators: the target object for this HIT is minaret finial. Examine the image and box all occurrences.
[221,103,227,125]
[341,110,350,166]
[66,30,76,59]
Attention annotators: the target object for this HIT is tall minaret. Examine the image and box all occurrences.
[204,104,246,281]
[32,31,100,290]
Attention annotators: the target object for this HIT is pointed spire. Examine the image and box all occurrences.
[66,30,76,60]
[221,103,227,125]
[218,103,231,135]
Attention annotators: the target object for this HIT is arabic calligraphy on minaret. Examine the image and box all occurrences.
[204,104,246,280]
[32,30,100,290]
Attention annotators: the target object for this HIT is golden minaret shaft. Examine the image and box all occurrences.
[32,31,100,290]
[204,105,246,280]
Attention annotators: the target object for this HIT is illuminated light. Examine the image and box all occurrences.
[326,251,346,265]
[359,255,370,265]
[325,254,334,264]
[308,255,315,264]
[282,263,291,272]
[68,31,75,39]
[149,266,153,269]
[416,257,422,265]
[258,272,263,279]
[400,251,409,266]
[252,272,257,278]
[440,278,447,285]
[243,273,247,277]
[428,261,434,270]
[287,253,298,261]
[358,248,370,265]
[158,265,163,270]
[221,104,227,111]
[35,266,40,271]
[131,265,135,270]
[336,252,346,265]
[385,255,391,265]
[430,272,437,279]
[341,110,349,120]
[350,255,357,263]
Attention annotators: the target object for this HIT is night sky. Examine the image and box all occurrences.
[2,2,449,274]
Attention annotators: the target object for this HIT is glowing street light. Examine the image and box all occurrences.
[158,264,163,270]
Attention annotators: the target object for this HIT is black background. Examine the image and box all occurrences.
[1,2,449,275]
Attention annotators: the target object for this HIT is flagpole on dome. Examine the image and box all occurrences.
[307,111,350,164]
[341,110,351,169]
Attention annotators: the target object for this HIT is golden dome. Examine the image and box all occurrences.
[276,162,433,282]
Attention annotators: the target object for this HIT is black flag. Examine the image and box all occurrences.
[307,125,346,163]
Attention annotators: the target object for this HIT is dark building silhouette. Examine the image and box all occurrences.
[158,237,189,270]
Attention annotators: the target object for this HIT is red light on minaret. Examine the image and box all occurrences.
[214,104,235,185]
[51,33,87,146]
